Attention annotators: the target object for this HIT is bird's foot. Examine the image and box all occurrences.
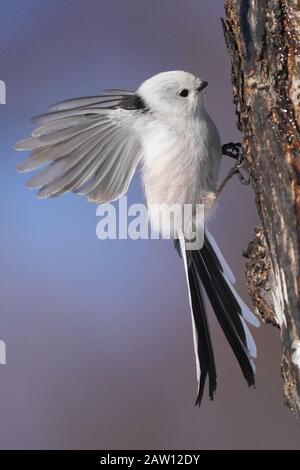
[222,142,242,160]
[217,144,250,196]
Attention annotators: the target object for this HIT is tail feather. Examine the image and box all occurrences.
[179,237,217,405]
[176,232,259,405]
[189,262,217,403]
[193,247,255,387]
[205,231,236,284]
[205,232,260,328]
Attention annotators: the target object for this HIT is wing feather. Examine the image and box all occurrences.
[15,91,142,203]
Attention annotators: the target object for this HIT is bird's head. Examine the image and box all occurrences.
[137,70,208,118]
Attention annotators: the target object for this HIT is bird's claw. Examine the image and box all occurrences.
[222,142,242,160]
[232,150,250,185]
[216,143,250,196]
[238,169,250,185]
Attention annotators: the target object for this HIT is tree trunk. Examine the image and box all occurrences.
[222,0,300,416]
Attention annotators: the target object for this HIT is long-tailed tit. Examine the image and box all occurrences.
[15,70,259,405]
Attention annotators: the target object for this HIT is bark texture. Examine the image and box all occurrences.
[222,0,300,416]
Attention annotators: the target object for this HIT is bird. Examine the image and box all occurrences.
[15,70,260,405]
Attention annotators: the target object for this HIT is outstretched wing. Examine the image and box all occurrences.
[15,91,145,203]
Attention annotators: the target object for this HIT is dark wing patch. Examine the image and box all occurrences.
[119,94,148,111]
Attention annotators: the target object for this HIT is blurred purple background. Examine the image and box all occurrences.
[0,0,299,450]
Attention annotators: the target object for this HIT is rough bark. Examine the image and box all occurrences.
[222,0,300,416]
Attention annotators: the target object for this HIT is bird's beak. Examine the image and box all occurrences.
[198,81,208,92]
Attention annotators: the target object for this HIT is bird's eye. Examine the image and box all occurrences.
[179,89,189,97]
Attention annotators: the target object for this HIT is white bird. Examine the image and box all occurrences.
[15,70,259,405]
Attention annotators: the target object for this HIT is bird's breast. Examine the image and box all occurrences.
[141,118,217,207]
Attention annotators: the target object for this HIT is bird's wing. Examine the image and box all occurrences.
[15,91,144,203]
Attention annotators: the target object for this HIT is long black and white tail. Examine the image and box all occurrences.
[177,231,259,406]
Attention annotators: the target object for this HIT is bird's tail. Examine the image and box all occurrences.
[177,231,259,406]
